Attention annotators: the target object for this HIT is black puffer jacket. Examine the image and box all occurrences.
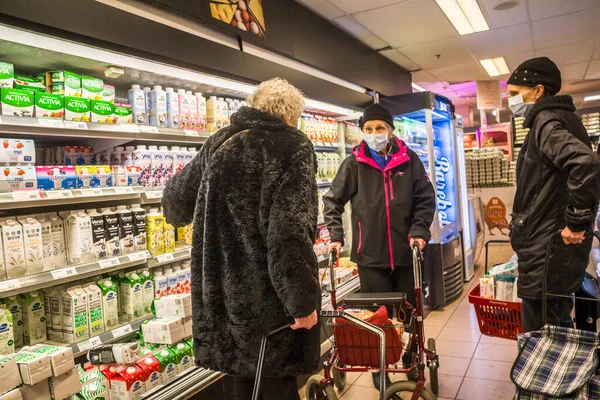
[511,95,600,299]
[162,107,320,378]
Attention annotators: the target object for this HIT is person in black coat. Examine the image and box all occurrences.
[507,57,600,332]
[162,78,320,400]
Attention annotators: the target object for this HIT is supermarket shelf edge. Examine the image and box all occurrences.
[141,367,224,400]
[147,246,192,268]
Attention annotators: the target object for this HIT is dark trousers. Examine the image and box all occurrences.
[358,264,416,316]
[224,375,299,400]
[522,297,574,333]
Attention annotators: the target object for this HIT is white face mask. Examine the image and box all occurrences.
[508,88,535,116]
[362,132,389,152]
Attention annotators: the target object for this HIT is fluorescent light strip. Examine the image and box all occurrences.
[480,57,510,77]
[305,99,358,116]
[492,57,510,75]
[584,95,600,102]
[457,0,489,32]
[436,0,489,35]
[412,82,427,92]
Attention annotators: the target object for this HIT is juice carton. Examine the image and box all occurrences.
[13,352,52,385]
[114,103,132,124]
[154,294,191,318]
[18,217,44,275]
[126,165,142,186]
[76,381,108,400]
[1,88,34,118]
[141,270,154,316]
[83,284,105,336]
[165,87,179,128]
[0,139,35,164]
[22,344,74,377]
[36,166,77,190]
[48,367,81,400]
[141,317,185,345]
[0,166,37,192]
[87,209,107,260]
[1,219,26,278]
[153,269,167,299]
[13,75,45,93]
[64,97,90,122]
[129,205,147,252]
[101,208,120,257]
[127,85,146,125]
[98,279,118,330]
[76,165,112,188]
[90,100,115,124]
[100,364,125,381]
[103,84,115,103]
[82,76,104,100]
[148,86,167,128]
[40,288,53,340]
[88,343,141,365]
[136,356,162,390]
[109,365,145,400]
[145,209,165,256]
[170,341,193,372]
[120,272,143,322]
[49,71,81,97]
[0,62,14,88]
[61,287,90,343]
[0,296,22,347]
[34,92,64,119]
[0,309,14,355]
[21,291,47,345]
[47,286,64,341]
[164,221,175,253]
[48,214,67,267]
[153,348,178,382]
[65,211,94,264]
[116,205,135,254]
[177,89,189,130]
[0,356,22,396]
[0,388,22,400]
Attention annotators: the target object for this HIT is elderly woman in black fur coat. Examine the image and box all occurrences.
[162,78,320,400]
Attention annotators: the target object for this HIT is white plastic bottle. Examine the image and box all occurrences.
[111,147,124,166]
[129,204,147,252]
[116,205,134,254]
[122,146,135,166]
[165,87,180,129]
[148,145,164,189]
[127,84,147,125]
[173,146,186,174]
[143,87,152,123]
[160,145,173,186]
[149,85,167,128]
[100,207,121,257]
[153,268,168,299]
[86,209,107,260]
[207,96,218,132]
[218,97,228,127]
[177,89,189,130]
[184,147,195,166]
[195,92,207,132]
[133,145,152,188]
[187,91,198,131]
[163,265,179,296]
[97,148,113,166]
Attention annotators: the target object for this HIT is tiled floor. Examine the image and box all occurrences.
[301,244,518,400]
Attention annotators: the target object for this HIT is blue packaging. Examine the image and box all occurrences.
[36,166,77,190]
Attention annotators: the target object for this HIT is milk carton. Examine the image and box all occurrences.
[0,296,22,348]
[0,239,4,280]
[65,211,94,264]
[146,208,164,256]
[82,76,104,101]
[21,291,47,345]
[86,209,106,260]
[149,86,167,128]
[109,365,145,400]
[48,214,67,268]
[77,382,108,400]
[1,88,34,118]
[64,97,91,122]
[140,270,154,316]
[0,388,22,400]
[120,272,143,322]
[1,219,26,278]
[97,279,118,330]
[84,284,104,336]
[164,221,175,254]
[0,309,14,355]
[0,62,14,88]
[100,208,120,257]
[172,146,186,174]
[35,216,54,271]
[195,93,207,131]
[170,341,193,372]
[129,205,147,252]
[62,287,89,343]
[48,367,81,400]
[18,217,44,275]
[177,89,189,130]
[13,352,52,385]
[153,269,167,299]
[0,356,22,396]
[133,145,152,188]
[0,166,37,192]
[148,145,163,189]
[0,139,35,164]
[116,206,134,254]
[40,288,53,340]
[47,287,64,341]
[160,146,173,186]
[136,356,162,390]
[165,87,179,128]
[127,85,146,125]
[34,92,64,119]
[164,267,178,296]
[187,91,197,130]
[49,71,81,97]
[90,100,115,124]
[153,348,178,382]
[22,344,75,377]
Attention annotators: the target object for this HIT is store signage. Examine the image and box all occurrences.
[476,81,502,110]
[484,197,509,235]
[435,156,455,227]
[210,0,266,38]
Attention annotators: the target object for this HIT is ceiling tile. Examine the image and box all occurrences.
[411,70,438,82]
[399,37,472,69]
[586,60,600,79]
[294,0,346,19]
[593,41,600,60]
[328,0,408,14]
[379,49,420,71]
[353,0,457,48]
[505,51,536,71]
[537,40,596,65]
[558,62,588,80]
[562,79,600,95]
[428,61,489,83]
[532,8,600,49]
[331,15,389,49]
[479,0,528,28]
[528,0,600,21]
[462,23,532,59]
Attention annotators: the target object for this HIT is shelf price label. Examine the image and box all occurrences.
[47,190,74,199]
[89,336,102,347]
[12,191,42,201]
[64,121,88,130]
[120,124,140,133]
[138,125,159,134]
[0,279,21,292]
[80,188,104,197]
[39,119,65,129]
[128,252,148,262]
[145,190,163,199]
[156,253,175,263]
[114,187,135,194]
[51,267,78,280]
[113,325,134,338]
[99,258,121,268]
[184,129,199,137]
[78,340,91,352]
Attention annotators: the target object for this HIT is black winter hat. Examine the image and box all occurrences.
[507,57,562,96]
[359,103,394,130]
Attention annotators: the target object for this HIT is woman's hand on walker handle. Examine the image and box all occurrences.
[410,237,426,251]
[327,242,342,257]
[291,310,318,330]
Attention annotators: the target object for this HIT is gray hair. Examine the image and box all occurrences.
[246,78,305,123]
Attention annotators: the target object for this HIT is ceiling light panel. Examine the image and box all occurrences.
[436,0,490,35]
[584,94,600,102]
[480,57,510,77]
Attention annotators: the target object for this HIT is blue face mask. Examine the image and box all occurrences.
[508,87,535,116]
[362,133,388,152]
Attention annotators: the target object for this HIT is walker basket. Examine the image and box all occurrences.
[469,284,523,340]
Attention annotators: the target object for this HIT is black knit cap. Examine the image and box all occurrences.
[507,56,562,96]
[359,103,394,130]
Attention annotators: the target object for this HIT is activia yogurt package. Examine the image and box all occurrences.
[90,100,115,124]
[114,104,132,124]
[82,76,104,100]
[34,92,64,119]
[64,97,90,122]
[13,75,45,93]
[1,88,34,118]
[0,62,14,88]
[49,70,81,97]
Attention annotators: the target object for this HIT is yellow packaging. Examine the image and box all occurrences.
[145,209,164,256]
[164,222,175,253]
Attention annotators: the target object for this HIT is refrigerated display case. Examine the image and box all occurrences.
[382,92,465,308]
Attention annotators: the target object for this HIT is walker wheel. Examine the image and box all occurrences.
[306,374,338,400]
[332,365,346,391]
[427,338,439,395]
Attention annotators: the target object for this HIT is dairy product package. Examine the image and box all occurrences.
[0,310,14,356]
[48,367,81,400]
[149,86,167,128]
[76,381,108,400]
[62,287,90,343]
[90,100,115,124]
[177,89,189,130]
[0,62,14,88]
[22,344,75,377]
[64,97,91,122]
[0,239,4,280]
[130,205,147,252]
[172,146,186,174]
[103,84,115,103]
[175,265,187,294]
[49,71,81,97]
[0,388,22,400]
[187,91,197,130]
[76,165,112,188]
[36,166,77,190]
[165,87,179,128]
[116,206,135,254]
[47,287,64,341]
[111,165,128,187]
[0,139,35,164]
[0,356,22,397]
[98,279,119,330]
[133,145,151,187]
[2,219,26,278]
[14,352,52,385]
[161,146,173,186]
[19,217,44,275]
[171,341,193,372]
[109,365,146,400]
[13,75,44,93]
[122,146,135,166]
[141,270,154,316]
[62,146,83,166]
[164,221,175,253]
[21,291,47,345]
[21,381,50,400]
[0,296,22,347]
[195,93,207,131]
[206,96,217,132]
[48,214,67,267]
[148,145,163,189]
[88,342,142,365]
[136,355,162,390]
[82,76,104,100]
[141,317,186,344]
[182,260,192,294]
[0,166,37,192]
[87,209,106,260]
[153,294,192,318]
[153,348,178,383]
[146,209,165,256]
[114,103,133,124]
[153,269,167,299]
[102,207,121,257]
[125,165,142,186]
[84,284,105,336]
[480,276,495,299]
[128,85,146,125]
[1,88,34,118]
[183,316,192,337]
[65,211,94,264]
[34,92,64,119]
[120,272,143,322]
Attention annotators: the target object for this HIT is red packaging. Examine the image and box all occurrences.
[136,355,163,390]
[100,364,125,380]
[109,365,146,400]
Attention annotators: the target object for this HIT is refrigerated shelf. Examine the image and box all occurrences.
[141,367,224,400]
[147,246,192,268]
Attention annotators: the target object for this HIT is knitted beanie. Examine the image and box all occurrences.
[507,57,562,95]
[359,103,394,130]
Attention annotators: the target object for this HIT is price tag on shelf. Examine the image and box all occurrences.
[39,119,65,129]
[113,325,134,338]
[128,252,148,262]
[51,267,77,280]
[80,188,104,197]
[120,124,140,133]
[89,336,102,347]
[99,258,121,268]
[12,191,41,201]
[184,129,199,137]
[78,340,91,352]
[156,253,175,263]
[0,279,21,291]
[114,186,134,194]
[324,142,333,147]
[145,190,163,199]
[64,121,88,130]
[138,125,160,134]
[47,190,74,199]
[144,251,152,258]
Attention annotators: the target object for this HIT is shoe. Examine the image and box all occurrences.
[371,372,392,392]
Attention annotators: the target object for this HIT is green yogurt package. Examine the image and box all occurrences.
[0,62,14,88]
[49,70,81,97]
[82,76,104,101]
[64,97,90,122]
[1,88,34,117]
[35,92,64,119]
[13,75,45,93]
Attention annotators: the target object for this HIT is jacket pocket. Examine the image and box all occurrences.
[509,213,530,251]
[357,221,363,253]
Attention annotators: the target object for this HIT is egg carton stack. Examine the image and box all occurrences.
[581,112,600,136]
[465,148,509,188]
[509,160,517,185]
[513,116,528,146]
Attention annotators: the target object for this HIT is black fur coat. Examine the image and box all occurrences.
[163,106,321,378]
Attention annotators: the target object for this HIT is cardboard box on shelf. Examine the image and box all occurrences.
[141,317,186,345]
[21,344,75,377]
[153,294,192,318]
[0,388,22,400]
[0,139,35,164]
[48,368,81,400]
[20,380,50,400]
[48,71,81,97]
[64,97,90,122]
[13,75,45,93]
[0,62,14,89]
[13,352,52,385]
[1,88,34,118]
[34,92,64,119]
[0,166,37,192]
[183,316,192,338]
[0,356,22,396]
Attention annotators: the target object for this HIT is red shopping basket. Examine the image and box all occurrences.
[468,284,523,340]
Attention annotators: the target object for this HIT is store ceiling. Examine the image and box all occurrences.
[296,0,600,110]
